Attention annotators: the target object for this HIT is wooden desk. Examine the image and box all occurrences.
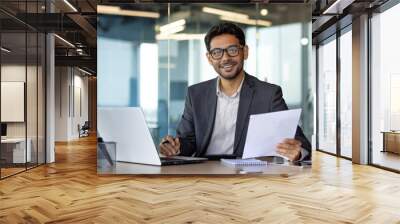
[382,131,400,154]
[97,160,308,176]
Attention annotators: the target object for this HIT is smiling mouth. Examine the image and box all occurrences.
[221,63,235,69]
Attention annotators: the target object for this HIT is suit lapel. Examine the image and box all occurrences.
[199,78,218,155]
[233,74,254,154]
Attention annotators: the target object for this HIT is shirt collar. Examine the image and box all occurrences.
[216,75,245,98]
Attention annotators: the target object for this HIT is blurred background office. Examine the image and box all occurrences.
[97,3,313,146]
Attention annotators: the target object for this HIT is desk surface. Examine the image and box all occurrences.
[97,160,308,176]
[381,131,400,134]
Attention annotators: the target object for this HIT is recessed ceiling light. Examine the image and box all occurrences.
[300,37,309,46]
[97,5,160,18]
[202,7,248,20]
[78,67,92,76]
[260,9,268,16]
[160,19,186,35]
[1,47,11,53]
[63,0,78,12]
[54,34,75,48]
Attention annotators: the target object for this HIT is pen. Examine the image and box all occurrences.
[239,170,263,174]
[161,140,169,144]
[161,137,179,145]
[160,138,181,155]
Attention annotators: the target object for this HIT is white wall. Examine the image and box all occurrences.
[55,67,89,141]
[1,65,39,138]
[55,67,69,141]
[72,73,89,138]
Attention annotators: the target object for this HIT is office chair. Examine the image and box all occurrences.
[79,121,90,138]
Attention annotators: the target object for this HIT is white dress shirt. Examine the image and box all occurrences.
[206,77,244,155]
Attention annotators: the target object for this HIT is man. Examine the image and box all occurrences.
[160,22,311,161]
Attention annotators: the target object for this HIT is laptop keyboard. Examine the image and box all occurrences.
[160,157,179,161]
[160,157,204,166]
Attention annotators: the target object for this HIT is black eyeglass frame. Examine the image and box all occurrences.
[208,45,244,60]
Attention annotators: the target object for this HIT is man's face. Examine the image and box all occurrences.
[207,34,248,80]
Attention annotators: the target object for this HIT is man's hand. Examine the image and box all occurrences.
[276,138,302,161]
[159,135,181,157]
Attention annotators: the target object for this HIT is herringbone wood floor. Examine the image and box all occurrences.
[1,135,400,224]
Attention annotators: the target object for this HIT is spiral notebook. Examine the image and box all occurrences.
[221,158,268,166]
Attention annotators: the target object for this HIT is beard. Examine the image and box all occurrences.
[215,59,244,80]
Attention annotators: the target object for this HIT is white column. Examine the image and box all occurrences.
[45,0,56,163]
[46,32,55,163]
[352,14,369,164]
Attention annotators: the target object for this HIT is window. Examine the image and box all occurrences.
[371,3,400,171]
[339,29,352,158]
[317,37,337,154]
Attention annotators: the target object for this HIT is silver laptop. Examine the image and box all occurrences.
[97,107,207,166]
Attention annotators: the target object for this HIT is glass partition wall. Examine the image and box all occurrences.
[0,1,46,179]
[370,2,400,171]
[316,0,400,172]
[317,36,337,155]
[98,3,313,149]
[316,25,353,159]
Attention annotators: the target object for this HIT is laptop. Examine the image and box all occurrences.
[97,107,207,166]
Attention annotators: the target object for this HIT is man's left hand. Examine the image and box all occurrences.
[276,138,302,161]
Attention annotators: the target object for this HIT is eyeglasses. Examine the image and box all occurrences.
[209,45,243,60]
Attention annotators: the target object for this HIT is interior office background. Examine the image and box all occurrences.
[0,0,46,179]
[97,3,314,148]
[0,0,97,179]
[313,0,400,172]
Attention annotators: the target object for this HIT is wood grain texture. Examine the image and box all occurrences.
[1,135,400,223]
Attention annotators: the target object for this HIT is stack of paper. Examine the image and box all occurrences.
[221,159,267,167]
[242,109,301,160]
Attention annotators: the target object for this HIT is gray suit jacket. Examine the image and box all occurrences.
[176,73,311,160]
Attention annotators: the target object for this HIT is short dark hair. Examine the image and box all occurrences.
[204,22,246,52]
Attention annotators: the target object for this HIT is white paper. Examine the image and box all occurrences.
[242,109,302,160]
